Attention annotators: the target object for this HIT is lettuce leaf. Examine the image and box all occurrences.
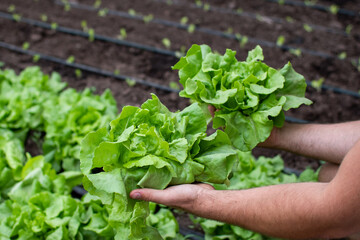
[80,94,239,239]
[173,45,312,151]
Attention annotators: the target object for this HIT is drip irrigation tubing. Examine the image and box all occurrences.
[0,12,178,58]
[54,1,344,60]
[0,41,178,93]
[0,13,358,99]
[152,0,348,36]
[266,0,360,17]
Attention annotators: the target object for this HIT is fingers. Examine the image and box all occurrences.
[130,188,174,206]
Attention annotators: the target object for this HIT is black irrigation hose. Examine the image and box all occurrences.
[0,41,178,93]
[152,0,348,37]
[0,12,178,58]
[266,0,360,17]
[55,1,342,60]
[0,13,359,100]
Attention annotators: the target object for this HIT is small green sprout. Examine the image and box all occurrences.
[40,14,48,22]
[278,0,285,5]
[113,69,120,75]
[118,28,127,40]
[345,24,353,35]
[93,0,102,8]
[88,28,95,42]
[166,0,173,5]
[276,35,285,46]
[8,4,16,13]
[255,14,263,21]
[311,78,324,91]
[225,27,233,34]
[32,54,40,63]
[239,36,248,48]
[180,16,188,25]
[22,42,30,50]
[203,3,210,11]
[12,14,21,22]
[285,16,294,23]
[162,38,171,49]
[125,78,136,87]
[289,48,302,57]
[304,0,317,6]
[329,4,339,15]
[81,20,88,32]
[169,82,180,90]
[128,9,136,16]
[235,33,242,41]
[98,8,108,17]
[195,0,202,7]
[51,22,58,30]
[236,8,243,14]
[303,24,313,32]
[66,55,75,64]
[188,24,196,33]
[64,3,71,11]
[143,14,154,23]
[351,58,360,72]
[338,52,347,60]
[75,69,82,78]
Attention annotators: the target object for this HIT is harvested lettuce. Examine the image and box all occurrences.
[173,45,312,151]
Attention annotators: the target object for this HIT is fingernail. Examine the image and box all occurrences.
[132,192,141,199]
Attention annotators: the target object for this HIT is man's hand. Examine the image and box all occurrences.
[130,183,214,212]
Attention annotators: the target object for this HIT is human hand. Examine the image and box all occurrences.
[130,183,214,213]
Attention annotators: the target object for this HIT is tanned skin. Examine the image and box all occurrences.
[130,120,360,239]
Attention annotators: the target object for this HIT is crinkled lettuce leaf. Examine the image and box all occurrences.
[173,45,312,151]
[80,94,239,239]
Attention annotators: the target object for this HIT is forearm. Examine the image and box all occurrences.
[188,183,342,239]
[261,121,360,164]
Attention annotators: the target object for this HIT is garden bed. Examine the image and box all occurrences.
[0,0,359,238]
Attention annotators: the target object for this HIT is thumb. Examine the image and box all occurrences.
[130,188,173,205]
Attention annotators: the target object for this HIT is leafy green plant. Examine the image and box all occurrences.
[311,78,324,91]
[12,14,21,22]
[75,69,82,78]
[33,54,41,62]
[88,28,95,42]
[22,42,30,50]
[64,3,71,11]
[203,3,210,11]
[338,52,347,60]
[188,24,196,33]
[7,4,16,13]
[50,22,58,30]
[98,8,109,17]
[118,28,127,40]
[180,16,188,25]
[128,8,136,16]
[126,78,136,87]
[346,24,353,35]
[93,0,102,8]
[80,94,238,239]
[289,48,302,57]
[303,24,313,33]
[66,55,75,64]
[329,4,339,15]
[276,35,285,46]
[40,14,48,22]
[81,20,88,32]
[143,14,154,23]
[173,45,312,151]
[162,38,171,49]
